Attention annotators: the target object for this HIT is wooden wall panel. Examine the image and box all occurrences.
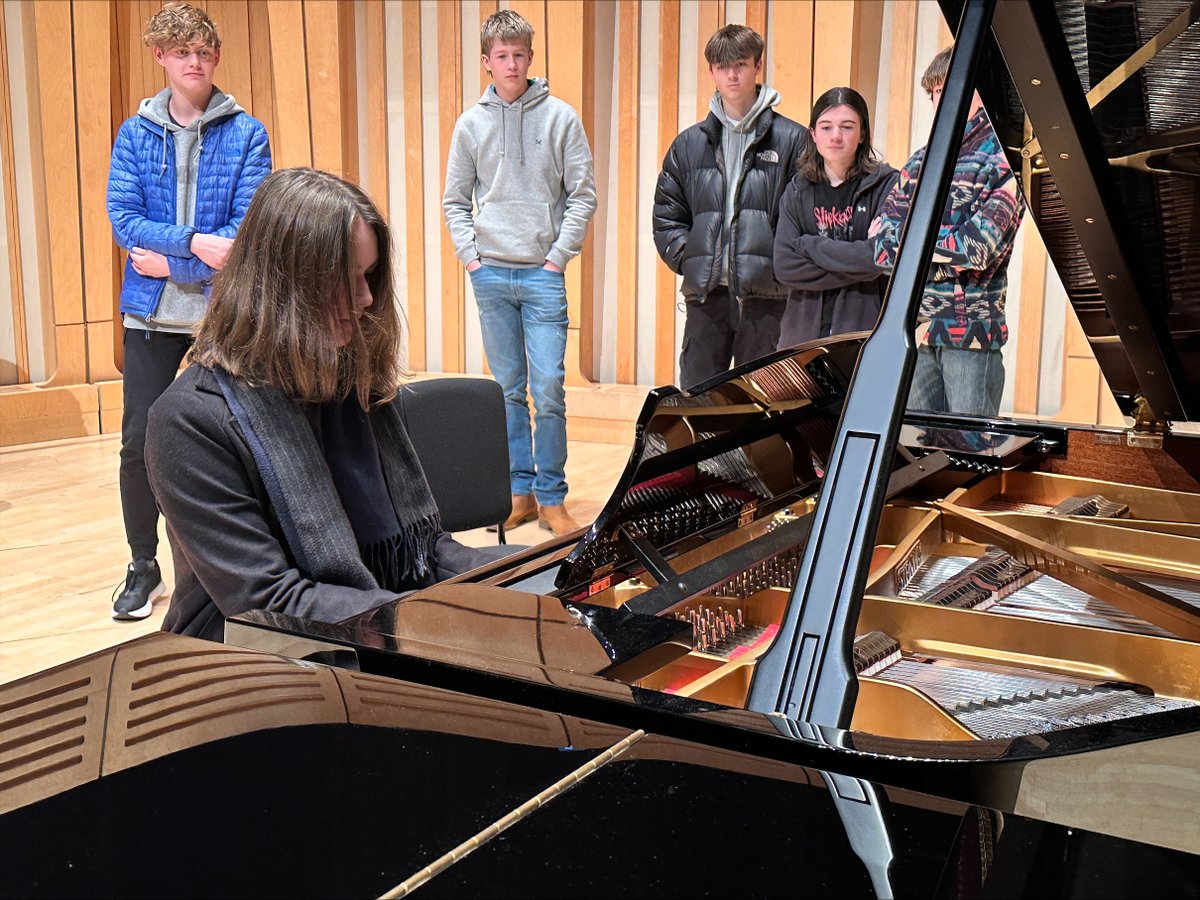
[126,1,165,116]
[546,0,593,386]
[851,0,884,115]
[48,324,87,388]
[337,0,358,185]
[246,1,276,143]
[1013,222,1048,414]
[0,1,29,383]
[32,1,83,335]
[477,0,497,87]
[363,0,389,218]
[695,0,725,122]
[812,1,856,102]
[577,0,596,381]
[937,4,954,46]
[304,0,346,176]
[437,0,464,373]
[615,0,639,385]
[73,1,114,329]
[401,0,426,371]
[654,0,680,386]
[885,0,918,166]
[86,321,121,383]
[770,0,812,124]
[744,0,767,37]
[1058,307,1097,423]
[266,0,312,168]
[207,0,252,113]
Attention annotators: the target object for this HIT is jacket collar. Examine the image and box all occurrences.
[700,107,775,145]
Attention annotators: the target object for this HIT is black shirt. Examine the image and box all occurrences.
[812,178,860,336]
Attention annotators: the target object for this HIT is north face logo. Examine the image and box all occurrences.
[757,149,779,163]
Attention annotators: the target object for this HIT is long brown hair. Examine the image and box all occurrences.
[192,168,404,406]
[796,86,880,184]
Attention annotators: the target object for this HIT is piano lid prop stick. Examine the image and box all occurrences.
[745,0,1000,729]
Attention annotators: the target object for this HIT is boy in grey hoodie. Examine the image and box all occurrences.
[653,25,806,389]
[106,3,270,620]
[442,10,596,538]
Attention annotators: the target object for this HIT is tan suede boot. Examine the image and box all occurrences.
[501,493,537,529]
[538,503,580,537]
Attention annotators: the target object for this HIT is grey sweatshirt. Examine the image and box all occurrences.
[125,88,243,333]
[442,78,597,269]
[710,85,781,284]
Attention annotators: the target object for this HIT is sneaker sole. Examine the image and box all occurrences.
[486,510,538,532]
[112,579,166,621]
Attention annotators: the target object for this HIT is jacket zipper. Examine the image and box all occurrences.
[729,125,767,302]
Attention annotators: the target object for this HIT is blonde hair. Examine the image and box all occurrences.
[922,46,953,96]
[480,10,533,55]
[192,169,405,407]
[142,2,220,51]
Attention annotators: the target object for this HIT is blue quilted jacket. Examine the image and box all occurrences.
[107,91,271,319]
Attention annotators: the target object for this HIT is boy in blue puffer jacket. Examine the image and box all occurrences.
[107,2,271,620]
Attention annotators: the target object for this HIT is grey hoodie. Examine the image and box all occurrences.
[709,85,781,285]
[125,87,243,332]
[442,78,597,270]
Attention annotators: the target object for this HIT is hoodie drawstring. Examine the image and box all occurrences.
[517,103,525,165]
[160,127,169,175]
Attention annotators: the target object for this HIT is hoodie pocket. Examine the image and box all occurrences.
[475,200,555,264]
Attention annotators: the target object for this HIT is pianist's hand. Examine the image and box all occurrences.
[130,247,169,278]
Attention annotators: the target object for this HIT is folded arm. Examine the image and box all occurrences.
[931,173,1023,270]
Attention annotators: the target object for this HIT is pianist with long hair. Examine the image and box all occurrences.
[145,167,492,642]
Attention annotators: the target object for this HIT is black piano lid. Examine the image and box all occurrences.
[553,338,864,593]
[948,0,1200,422]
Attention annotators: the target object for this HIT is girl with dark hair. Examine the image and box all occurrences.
[773,87,899,347]
[146,168,494,642]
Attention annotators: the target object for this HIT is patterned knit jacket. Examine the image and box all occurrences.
[872,108,1024,350]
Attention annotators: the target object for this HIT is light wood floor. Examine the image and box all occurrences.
[0,432,633,685]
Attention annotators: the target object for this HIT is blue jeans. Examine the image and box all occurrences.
[469,264,569,505]
[908,344,1005,416]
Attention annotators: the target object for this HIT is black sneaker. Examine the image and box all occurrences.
[112,559,165,620]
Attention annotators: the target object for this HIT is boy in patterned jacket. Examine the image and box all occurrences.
[871,46,1024,417]
[107,2,271,620]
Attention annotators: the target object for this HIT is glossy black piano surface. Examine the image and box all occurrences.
[4,1,1200,896]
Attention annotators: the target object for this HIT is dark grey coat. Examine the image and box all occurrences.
[652,108,807,301]
[146,365,488,642]
[773,163,899,347]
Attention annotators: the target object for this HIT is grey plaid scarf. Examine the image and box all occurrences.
[212,368,441,591]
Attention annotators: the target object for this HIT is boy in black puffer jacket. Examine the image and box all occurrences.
[652,25,806,390]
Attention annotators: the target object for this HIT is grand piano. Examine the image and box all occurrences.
[3,1,1199,896]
